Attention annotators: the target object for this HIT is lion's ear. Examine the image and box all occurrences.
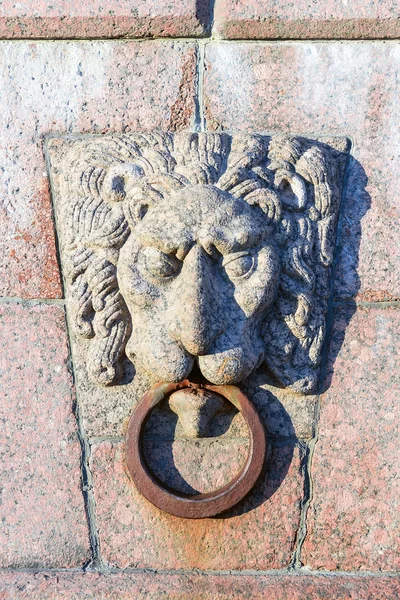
[272,169,307,210]
[100,163,153,227]
[263,136,349,394]
[102,164,144,203]
[101,163,190,227]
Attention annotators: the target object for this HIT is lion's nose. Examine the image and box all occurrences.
[168,245,223,356]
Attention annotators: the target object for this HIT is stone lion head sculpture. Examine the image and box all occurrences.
[49,132,347,394]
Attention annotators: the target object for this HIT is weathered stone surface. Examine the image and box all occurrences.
[49,132,347,396]
[302,305,400,571]
[90,439,304,569]
[0,571,399,599]
[204,42,400,301]
[214,0,400,39]
[0,41,197,298]
[0,303,90,568]
[0,0,210,38]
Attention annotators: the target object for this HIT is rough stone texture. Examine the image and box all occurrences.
[0,302,90,568]
[214,0,400,39]
[0,41,197,299]
[0,1,210,38]
[0,572,399,599]
[90,439,304,570]
[302,305,400,571]
[204,42,400,301]
[49,132,347,396]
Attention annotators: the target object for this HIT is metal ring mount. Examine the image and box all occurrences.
[125,380,266,519]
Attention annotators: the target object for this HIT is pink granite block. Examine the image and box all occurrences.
[0,1,210,38]
[302,305,400,571]
[0,41,197,298]
[0,302,90,567]
[214,0,400,39]
[204,42,400,301]
[90,439,304,570]
[0,571,399,599]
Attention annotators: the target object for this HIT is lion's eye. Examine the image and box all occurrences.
[143,247,181,279]
[223,252,254,279]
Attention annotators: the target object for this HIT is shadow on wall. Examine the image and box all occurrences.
[196,0,214,32]
[321,154,371,393]
[141,153,371,517]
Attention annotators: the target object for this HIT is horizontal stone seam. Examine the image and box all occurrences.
[142,436,252,442]
[212,34,400,42]
[88,436,307,444]
[334,299,400,308]
[0,36,207,43]
[2,298,399,308]
[89,436,125,444]
[200,126,353,137]
[89,435,250,442]
[45,128,355,141]
[0,567,399,577]
[204,36,400,44]
[1,36,400,44]
[0,297,65,304]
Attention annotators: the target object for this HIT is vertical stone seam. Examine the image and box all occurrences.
[61,267,104,570]
[292,436,323,569]
[292,144,354,568]
[196,40,206,131]
[71,382,103,570]
[45,140,103,570]
[290,439,313,569]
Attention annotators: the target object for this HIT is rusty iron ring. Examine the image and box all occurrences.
[125,380,266,519]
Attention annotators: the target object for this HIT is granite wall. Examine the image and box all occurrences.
[0,1,399,597]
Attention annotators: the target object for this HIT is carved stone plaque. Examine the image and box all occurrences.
[48,132,348,517]
[48,132,348,397]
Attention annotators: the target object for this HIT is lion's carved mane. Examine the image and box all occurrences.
[50,132,348,394]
